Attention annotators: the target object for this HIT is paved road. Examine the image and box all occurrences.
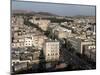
[60,47,92,69]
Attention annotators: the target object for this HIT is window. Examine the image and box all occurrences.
[52,53,54,55]
[56,53,58,55]
[48,54,49,56]
[20,43,21,46]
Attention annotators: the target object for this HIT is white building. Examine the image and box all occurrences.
[12,37,25,48]
[43,41,59,62]
[12,42,24,48]
[24,37,33,47]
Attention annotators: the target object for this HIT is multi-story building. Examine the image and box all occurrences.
[30,16,50,31]
[83,44,96,62]
[43,41,60,62]
[53,26,72,39]
[32,35,47,50]
[24,37,33,47]
[12,42,24,48]
[12,37,25,48]
[67,37,95,54]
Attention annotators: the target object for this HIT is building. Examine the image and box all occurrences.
[43,41,60,62]
[67,37,95,54]
[53,26,72,39]
[24,37,33,47]
[38,20,50,31]
[83,44,96,62]
[30,16,50,31]
[91,25,96,35]
[32,35,47,50]
[12,42,24,48]
[12,37,25,48]
[24,34,48,49]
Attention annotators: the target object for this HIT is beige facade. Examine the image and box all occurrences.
[32,35,47,50]
[68,37,95,54]
[81,40,95,54]
[44,41,59,62]
[12,33,47,49]
[12,42,24,48]
[53,26,72,39]
[38,20,50,31]
[30,17,50,31]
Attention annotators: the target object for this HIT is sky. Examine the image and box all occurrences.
[12,0,96,16]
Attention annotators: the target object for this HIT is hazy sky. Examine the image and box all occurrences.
[12,1,96,16]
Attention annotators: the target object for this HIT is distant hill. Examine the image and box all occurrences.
[36,12,58,16]
[12,10,58,16]
[12,10,36,14]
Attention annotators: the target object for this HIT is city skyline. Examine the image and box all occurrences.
[11,1,96,74]
[12,1,96,16]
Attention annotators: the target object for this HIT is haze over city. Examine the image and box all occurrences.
[12,1,95,16]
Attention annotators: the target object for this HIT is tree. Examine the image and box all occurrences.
[38,50,46,72]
